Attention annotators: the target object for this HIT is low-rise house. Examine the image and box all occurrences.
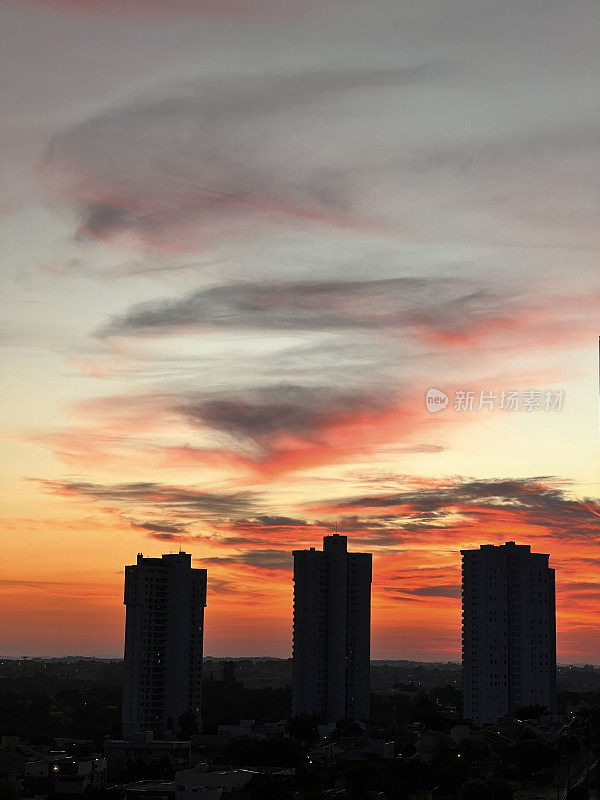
[240,677,289,690]
[22,754,107,798]
[317,724,336,739]
[413,733,449,763]
[392,688,419,706]
[177,789,222,800]
[0,740,45,781]
[216,721,255,739]
[106,732,191,773]
[125,780,176,800]
[253,721,287,739]
[343,739,394,761]
[176,767,258,792]
[450,724,472,744]
[472,718,540,749]
[215,720,287,740]
[124,780,222,800]
[309,743,345,767]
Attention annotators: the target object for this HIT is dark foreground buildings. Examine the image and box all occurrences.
[461,541,557,724]
[292,533,372,722]
[122,552,207,736]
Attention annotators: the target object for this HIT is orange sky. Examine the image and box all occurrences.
[1,0,599,662]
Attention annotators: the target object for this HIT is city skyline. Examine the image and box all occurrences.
[0,528,596,664]
[1,0,600,664]
[1,537,578,666]
[116,536,559,730]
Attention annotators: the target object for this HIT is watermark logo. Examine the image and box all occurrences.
[426,388,449,413]
[426,388,565,413]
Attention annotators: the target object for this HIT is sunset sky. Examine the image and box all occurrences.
[1,0,599,663]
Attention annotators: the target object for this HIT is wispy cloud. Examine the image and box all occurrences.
[323,477,600,542]
[400,584,461,599]
[129,519,189,539]
[32,478,260,519]
[179,385,390,448]
[98,276,492,333]
[205,548,292,571]
[43,65,435,251]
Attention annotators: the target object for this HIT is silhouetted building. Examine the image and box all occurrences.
[293,534,372,722]
[461,541,557,724]
[122,553,207,737]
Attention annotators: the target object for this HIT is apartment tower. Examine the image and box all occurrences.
[461,541,557,724]
[122,552,207,737]
[293,534,372,722]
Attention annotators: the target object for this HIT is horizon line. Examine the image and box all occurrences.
[2,654,598,668]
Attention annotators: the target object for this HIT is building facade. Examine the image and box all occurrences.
[461,541,557,724]
[293,534,372,722]
[122,552,207,737]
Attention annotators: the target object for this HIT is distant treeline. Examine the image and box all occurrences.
[1,657,599,746]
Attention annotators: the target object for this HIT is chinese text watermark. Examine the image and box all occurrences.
[426,388,565,414]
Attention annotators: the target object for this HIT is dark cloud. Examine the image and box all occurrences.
[217,536,266,545]
[178,384,388,447]
[131,519,188,535]
[350,533,410,547]
[251,514,310,527]
[402,585,461,598]
[562,582,600,591]
[206,577,235,595]
[35,479,259,519]
[98,276,508,340]
[78,204,138,240]
[382,593,425,604]
[334,514,397,531]
[222,515,313,539]
[129,519,192,540]
[204,548,292,570]
[328,477,600,540]
[559,582,600,601]
[218,513,414,548]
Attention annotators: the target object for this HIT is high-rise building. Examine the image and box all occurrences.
[461,541,557,724]
[122,552,207,737]
[292,534,372,722]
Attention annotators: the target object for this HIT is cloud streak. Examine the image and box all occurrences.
[324,477,600,542]
[33,479,260,519]
[98,276,511,340]
[205,548,292,571]
[43,65,435,251]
